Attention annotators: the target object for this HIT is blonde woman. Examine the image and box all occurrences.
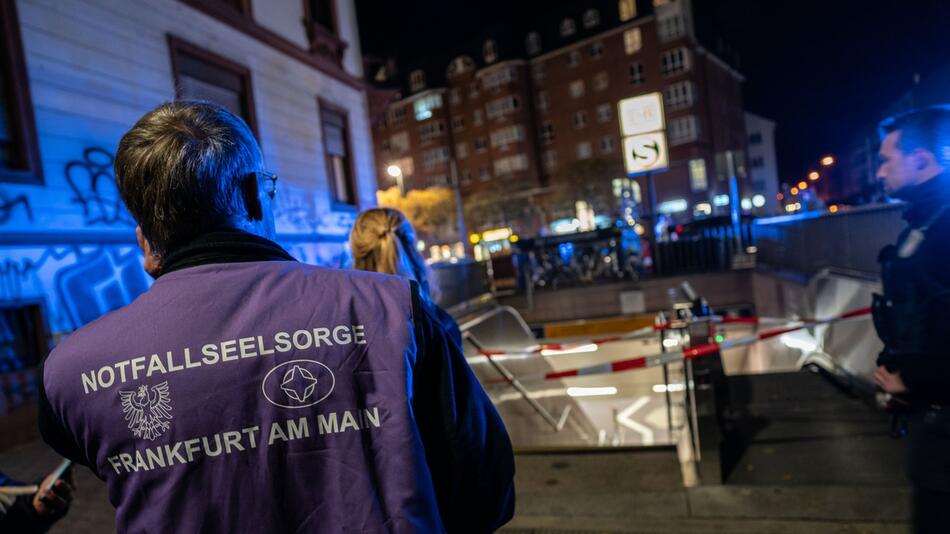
[350,208,462,346]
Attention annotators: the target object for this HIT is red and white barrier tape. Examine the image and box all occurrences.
[486,306,871,385]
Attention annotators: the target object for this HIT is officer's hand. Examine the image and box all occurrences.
[32,468,75,518]
[874,365,908,394]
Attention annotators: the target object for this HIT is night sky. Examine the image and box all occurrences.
[356,0,950,182]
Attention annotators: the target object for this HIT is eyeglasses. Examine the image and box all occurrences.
[260,171,278,198]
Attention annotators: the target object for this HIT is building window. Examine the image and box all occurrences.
[583,9,601,28]
[749,132,762,144]
[658,15,686,41]
[663,81,695,110]
[388,106,407,127]
[481,67,516,91]
[304,0,336,33]
[660,47,690,76]
[669,115,700,146]
[485,96,520,120]
[542,150,557,172]
[320,102,356,205]
[450,88,461,105]
[169,36,257,136]
[473,109,484,126]
[567,50,581,67]
[623,28,642,55]
[574,111,588,129]
[456,142,469,159]
[451,116,465,131]
[483,39,498,63]
[596,103,612,123]
[532,63,545,81]
[750,156,764,168]
[468,82,480,98]
[409,69,426,92]
[590,42,604,58]
[540,122,555,144]
[479,166,492,181]
[526,32,542,55]
[389,131,410,153]
[560,18,576,37]
[447,55,475,77]
[474,137,489,153]
[422,146,450,170]
[0,0,41,183]
[537,91,549,112]
[494,153,529,176]
[569,80,585,98]
[618,0,636,21]
[414,93,443,121]
[460,168,472,186]
[593,72,609,91]
[418,120,446,143]
[600,136,616,154]
[490,124,526,148]
[628,62,645,85]
[576,141,592,160]
[689,158,708,191]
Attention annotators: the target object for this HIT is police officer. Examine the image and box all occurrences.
[38,101,515,533]
[872,106,950,534]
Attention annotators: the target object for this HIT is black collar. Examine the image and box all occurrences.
[158,230,296,277]
[895,172,950,227]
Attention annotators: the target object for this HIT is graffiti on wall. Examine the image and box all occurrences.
[65,147,135,226]
[0,192,33,225]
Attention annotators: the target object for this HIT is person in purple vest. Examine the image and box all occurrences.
[38,100,515,533]
[350,208,463,348]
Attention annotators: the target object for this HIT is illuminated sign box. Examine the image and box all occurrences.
[618,93,665,136]
[617,92,669,175]
[622,132,669,174]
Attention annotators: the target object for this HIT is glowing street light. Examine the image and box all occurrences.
[821,155,835,167]
[790,187,799,195]
[798,181,808,190]
[808,171,820,181]
[386,164,404,195]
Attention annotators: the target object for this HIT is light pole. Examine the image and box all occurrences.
[386,164,404,196]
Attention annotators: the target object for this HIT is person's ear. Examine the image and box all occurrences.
[136,226,162,278]
[241,172,263,222]
[910,148,935,172]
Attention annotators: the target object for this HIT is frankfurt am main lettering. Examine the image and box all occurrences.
[80,325,367,394]
[106,408,383,476]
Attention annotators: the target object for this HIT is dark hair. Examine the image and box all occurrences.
[114,100,263,255]
[879,106,950,167]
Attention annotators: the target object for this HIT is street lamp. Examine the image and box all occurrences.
[386,164,404,196]
[808,171,820,181]
[821,155,835,167]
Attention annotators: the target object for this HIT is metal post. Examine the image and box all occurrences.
[726,151,742,256]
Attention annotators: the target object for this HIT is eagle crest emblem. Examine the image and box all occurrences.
[119,381,173,440]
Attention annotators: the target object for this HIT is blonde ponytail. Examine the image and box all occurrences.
[351,208,433,303]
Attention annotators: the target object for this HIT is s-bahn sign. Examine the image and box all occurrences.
[618,93,669,175]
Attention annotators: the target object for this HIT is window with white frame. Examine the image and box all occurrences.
[576,141,592,159]
[409,70,426,92]
[389,131,410,153]
[526,32,541,55]
[542,150,557,172]
[474,137,488,153]
[657,15,686,41]
[618,0,636,21]
[414,93,443,121]
[422,146,450,170]
[449,88,461,105]
[567,50,581,66]
[663,81,695,110]
[623,28,642,54]
[490,124,525,148]
[596,103,612,123]
[660,47,690,76]
[574,110,588,129]
[689,158,708,190]
[483,39,498,63]
[485,96,520,119]
[532,62,545,80]
[590,42,604,58]
[629,62,645,85]
[569,79,585,98]
[593,72,609,91]
[389,106,407,126]
[600,136,616,154]
[540,122,555,144]
[460,168,472,185]
[583,9,600,28]
[418,120,446,143]
[456,142,469,159]
[560,18,576,37]
[468,83,480,98]
[451,116,465,131]
[481,67,516,90]
[479,166,491,181]
[494,153,529,175]
[537,91,549,111]
[668,115,699,145]
[473,109,484,126]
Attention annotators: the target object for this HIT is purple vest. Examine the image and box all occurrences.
[43,261,445,533]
